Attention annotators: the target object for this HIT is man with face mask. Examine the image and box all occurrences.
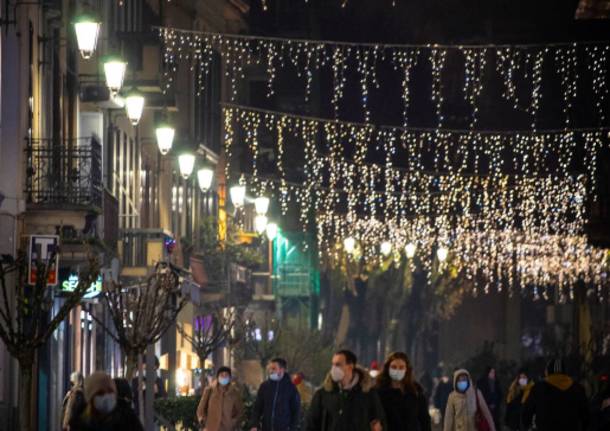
[70,371,143,431]
[250,358,301,431]
[306,350,386,431]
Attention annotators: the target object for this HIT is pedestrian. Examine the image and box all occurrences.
[62,371,86,431]
[376,351,431,431]
[113,378,144,431]
[197,366,244,431]
[433,372,453,423]
[477,367,502,429]
[443,369,496,431]
[521,358,589,431]
[306,349,386,431]
[504,368,533,431]
[250,357,301,431]
[70,371,142,431]
[131,356,167,417]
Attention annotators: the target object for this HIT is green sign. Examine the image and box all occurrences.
[61,273,102,299]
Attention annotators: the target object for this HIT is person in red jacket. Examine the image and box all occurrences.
[522,358,589,431]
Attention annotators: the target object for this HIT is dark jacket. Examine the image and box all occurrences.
[378,383,431,431]
[521,374,589,431]
[434,381,453,418]
[69,402,144,431]
[251,373,301,431]
[306,367,386,431]
[476,377,502,425]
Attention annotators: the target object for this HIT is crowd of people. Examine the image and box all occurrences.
[60,350,610,431]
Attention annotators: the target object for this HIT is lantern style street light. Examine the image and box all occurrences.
[437,246,449,262]
[125,90,145,126]
[178,153,196,179]
[255,215,268,234]
[265,223,279,241]
[230,185,246,208]
[103,57,127,95]
[380,241,392,257]
[155,123,175,155]
[254,197,270,215]
[74,15,100,59]
[405,242,417,259]
[343,237,356,254]
[197,166,214,192]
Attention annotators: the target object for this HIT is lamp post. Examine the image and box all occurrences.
[405,242,417,259]
[437,246,449,262]
[74,15,100,59]
[125,90,145,126]
[230,185,246,208]
[197,166,214,192]
[103,57,127,95]
[254,197,270,215]
[255,215,268,235]
[265,223,278,241]
[380,241,392,257]
[155,123,175,155]
[178,153,196,180]
[343,237,356,254]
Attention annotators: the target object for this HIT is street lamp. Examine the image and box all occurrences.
[380,241,392,257]
[103,57,127,95]
[255,215,268,234]
[197,166,214,192]
[178,153,196,179]
[230,185,246,208]
[254,197,270,215]
[74,15,100,59]
[265,222,278,241]
[343,237,356,254]
[155,123,175,155]
[404,242,417,259]
[437,246,449,262]
[125,90,145,126]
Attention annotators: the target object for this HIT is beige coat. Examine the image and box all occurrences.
[196,381,244,431]
[443,369,496,431]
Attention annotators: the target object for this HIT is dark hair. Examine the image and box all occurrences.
[546,358,566,375]
[217,366,232,377]
[113,378,133,402]
[376,352,418,394]
[334,350,357,365]
[270,358,288,369]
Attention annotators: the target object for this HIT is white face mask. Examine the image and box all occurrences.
[93,393,117,414]
[389,369,406,381]
[518,377,528,387]
[330,366,345,383]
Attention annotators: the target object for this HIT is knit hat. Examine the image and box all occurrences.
[84,372,116,404]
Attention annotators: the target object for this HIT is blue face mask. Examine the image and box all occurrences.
[456,380,469,392]
[219,377,231,386]
[269,372,281,382]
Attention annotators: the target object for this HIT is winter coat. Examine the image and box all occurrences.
[251,373,301,431]
[434,381,453,418]
[306,367,387,431]
[377,382,431,431]
[503,379,533,430]
[196,381,244,431]
[476,377,502,427]
[62,385,86,429]
[443,369,496,431]
[521,373,589,431]
[69,401,144,431]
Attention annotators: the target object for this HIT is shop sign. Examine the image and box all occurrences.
[28,235,59,286]
[60,273,102,299]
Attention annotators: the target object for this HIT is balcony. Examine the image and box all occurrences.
[119,228,174,277]
[24,137,102,211]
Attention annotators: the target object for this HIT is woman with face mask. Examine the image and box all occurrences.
[504,369,533,431]
[443,369,496,431]
[197,366,244,431]
[376,352,431,431]
[70,371,142,431]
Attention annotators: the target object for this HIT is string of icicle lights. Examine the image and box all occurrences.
[223,105,610,298]
[160,27,609,129]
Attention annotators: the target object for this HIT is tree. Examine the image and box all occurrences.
[0,250,99,431]
[177,307,243,368]
[91,261,185,420]
[237,316,282,369]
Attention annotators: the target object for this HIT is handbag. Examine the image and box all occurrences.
[474,388,492,431]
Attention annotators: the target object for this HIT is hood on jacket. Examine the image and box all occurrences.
[452,369,473,391]
[545,374,574,391]
[323,366,374,393]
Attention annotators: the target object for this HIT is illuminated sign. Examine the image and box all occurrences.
[28,235,59,285]
[60,273,102,299]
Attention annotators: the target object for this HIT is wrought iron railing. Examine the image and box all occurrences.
[24,137,102,209]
